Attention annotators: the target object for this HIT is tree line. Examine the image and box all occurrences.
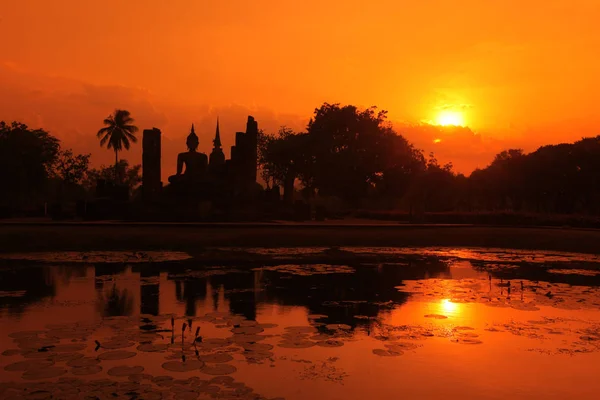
[0,110,141,215]
[259,103,600,216]
[2,103,600,217]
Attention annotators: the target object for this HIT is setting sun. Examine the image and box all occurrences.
[436,110,465,127]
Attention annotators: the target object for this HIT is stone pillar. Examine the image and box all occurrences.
[245,116,258,183]
[142,128,162,200]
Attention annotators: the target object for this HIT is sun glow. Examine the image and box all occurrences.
[440,299,459,314]
[436,110,465,127]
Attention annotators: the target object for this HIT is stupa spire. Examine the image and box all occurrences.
[213,117,222,148]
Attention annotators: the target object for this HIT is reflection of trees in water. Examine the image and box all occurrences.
[0,265,56,316]
[168,270,257,320]
[211,272,257,321]
[140,267,160,316]
[94,264,129,291]
[470,260,600,287]
[96,283,134,317]
[258,259,450,329]
[53,264,89,285]
[163,259,450,329]
[173,279,208,317]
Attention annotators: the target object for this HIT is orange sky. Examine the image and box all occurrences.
[2,0,600,177]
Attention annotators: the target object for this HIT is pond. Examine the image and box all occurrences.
[1,247,600,399]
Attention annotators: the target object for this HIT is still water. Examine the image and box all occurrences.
[1,247,600,399]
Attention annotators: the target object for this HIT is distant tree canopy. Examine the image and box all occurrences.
[470,137,600,214]
[83,160,142,196]
[0,122,60,205]
[0,120,143,213]
[258,127,310,202]
[53,150,91,186]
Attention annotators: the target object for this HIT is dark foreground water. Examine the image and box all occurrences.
[1,247,600,399]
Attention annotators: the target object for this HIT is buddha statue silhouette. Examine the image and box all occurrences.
[168,124,208,185]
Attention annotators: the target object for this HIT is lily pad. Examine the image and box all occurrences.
[51,343,87,352]
[454,338,483,345]
[97,351,137,361]
[101,340,135,350]
[152,375,175,387]
[22,351,55,359]
[4,360,54,371]
[241,343,273,352]
[198,353,234,363]
[162,360,204,372]
[256,323,279,329]
[210,376,235,385]
[325,324,352,331]
[174,391,200,400]
[284,326,317,334]
[71,365,103,376]
[1,349,23,356]
[316,340,344,348]
[384,342,420,351]
[231,334,267,344]
[278,340,316,349]
[48,352,85,363]
[372,349,403,357]
[424,314,448,319]
[200,363,237,375]
[22,367,67,380]
[67,357,99,367]
[9,330,45,339]
[136,343,169,353]
[107,365,145,376]
[231,326,264,335]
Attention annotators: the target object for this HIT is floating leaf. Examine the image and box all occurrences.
[71,365,102,376]
[316,340,344,348]
[278,340,316,349]
[97,351,137,361]
[137,343,169,352]
[161,360,204,372]
[48,352,85,363]
[67,357,100,368]
[198,353,234,363]
[100,340,135,350]
[107,365,145,376]
[372,349,403,357]
[200,363,237,375]
[22,367,66,380]
[231,326,264,335]
[325,324,352,331]
[51,343,87,352]
[424,314,448,319]
[4,360,54,371]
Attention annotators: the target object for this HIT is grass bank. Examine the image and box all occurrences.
[0,222,599,255]
[354,210,600,229]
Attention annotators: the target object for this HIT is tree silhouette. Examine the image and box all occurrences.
[96,110,139,169]
[304,103,423,205]
[53,150,90,186]
[0,121,60,207]
[83,160,142,196]
[258,127,311,203]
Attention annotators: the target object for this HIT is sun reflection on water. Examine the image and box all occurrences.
[440,298,459,316]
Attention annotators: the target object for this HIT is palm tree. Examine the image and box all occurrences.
[97,109,139,167]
